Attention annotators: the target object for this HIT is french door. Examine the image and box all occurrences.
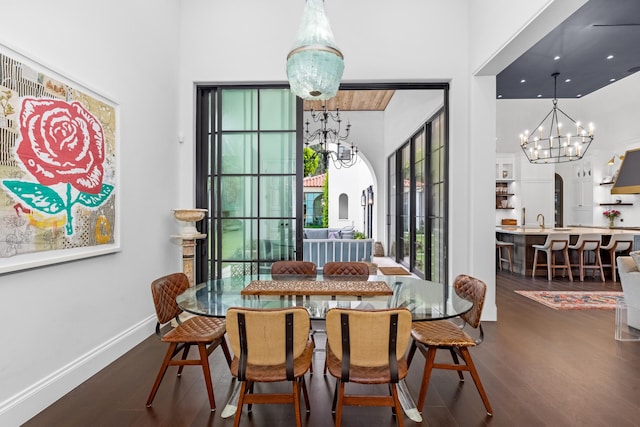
[388,108,447,283]
[195,87,302,281]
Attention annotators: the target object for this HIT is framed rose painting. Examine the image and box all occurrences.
[0,43,119,273]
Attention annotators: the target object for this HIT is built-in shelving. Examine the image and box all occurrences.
[496,181,514,209]
[599,203,632,206]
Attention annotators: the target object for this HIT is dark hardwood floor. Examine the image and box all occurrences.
[24,272,640,427]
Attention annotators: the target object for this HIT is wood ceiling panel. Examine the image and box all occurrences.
[303,90,395,111]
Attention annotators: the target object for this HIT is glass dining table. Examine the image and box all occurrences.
[176,273,474,422]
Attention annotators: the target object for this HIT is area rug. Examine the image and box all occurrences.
[514,290,623,310]
[378,266,411,276]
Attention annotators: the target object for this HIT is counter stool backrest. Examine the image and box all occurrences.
[605,234,634,252]
[544,233,570,251]
[573,233,602,251]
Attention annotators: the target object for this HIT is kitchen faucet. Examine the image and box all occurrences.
[536,213,545,229]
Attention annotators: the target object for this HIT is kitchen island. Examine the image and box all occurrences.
[495,226,640,276]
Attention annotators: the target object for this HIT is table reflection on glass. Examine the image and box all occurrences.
[176,274,473,421]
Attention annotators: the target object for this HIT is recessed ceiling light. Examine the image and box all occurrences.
[576,94,582,98]
[520,79,526,83]
[610,78,616,82]
[537,94,542,98]
[498,94,502,98]
[565,78,571,83]
[554,56,560,61]
[607,55,614,60]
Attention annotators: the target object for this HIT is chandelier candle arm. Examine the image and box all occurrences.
[519,73,594,164]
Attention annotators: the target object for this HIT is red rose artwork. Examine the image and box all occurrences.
[2,98,114,236]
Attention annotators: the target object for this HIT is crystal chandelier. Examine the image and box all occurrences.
[520,73,594,164]
[304,104,358,169]
[286,0,344,100]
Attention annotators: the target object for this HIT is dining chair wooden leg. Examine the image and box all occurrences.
[247,381,255,412]
[449,348,464,380]
[547,250,553,281]
[176,343,191,376]
[417,345,437,411]
[459,347,493,416]
[221,338,232,367]
[233,381,248,427]
[198,343,216,410]
[335,381,346,427]
[406,340,418,366]
[293,380,302,427]
[331,381,339,413]
[390,383,404,427]
[146,342,178,407]
[301,377,311,412]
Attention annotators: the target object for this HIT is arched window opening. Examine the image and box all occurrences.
[338,193,348,219]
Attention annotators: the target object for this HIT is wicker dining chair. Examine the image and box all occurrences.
[325,308,413,427]
[407,274,493,416]
[146,273,231,410]
[323,261,369,281]
[225,307,314,427]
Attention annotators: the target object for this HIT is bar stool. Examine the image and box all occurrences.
[496,240,514,273]
[532,233,573,281]
[568,233,604,281]
[601,234,634,282]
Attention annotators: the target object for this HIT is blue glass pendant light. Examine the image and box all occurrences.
[286,0,344,100]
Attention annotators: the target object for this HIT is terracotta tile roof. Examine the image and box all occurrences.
[303,173,326,188]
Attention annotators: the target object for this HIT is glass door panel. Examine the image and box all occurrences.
[197,87,298,280]
[400,145,411,266]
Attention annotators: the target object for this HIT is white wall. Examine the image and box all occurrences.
[327,111,382,235]
[0,1,182,425]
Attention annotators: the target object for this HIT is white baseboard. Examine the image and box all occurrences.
[0,315,156,427]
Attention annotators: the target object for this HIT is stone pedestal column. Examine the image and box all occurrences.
[172,208,208,287]
[171,233,206,286]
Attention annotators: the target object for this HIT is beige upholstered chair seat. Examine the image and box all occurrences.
[229,340,314,382]
[326,345,408,384]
